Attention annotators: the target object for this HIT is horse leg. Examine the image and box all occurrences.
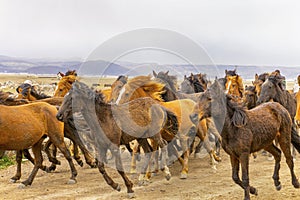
[240,153,251,200]
[10,150,23,183]
[72,143,84,167]
[230,155,257,196]
[130,141,139,174]
[277,135,300,188]
[158,139,171,181]
[44,140,60,172]
[19,137,45,187]
[51,138,77,184]
[113,149,134,198]
[264,143,283,190]
[22,149,50,172]
[137,138,152,186]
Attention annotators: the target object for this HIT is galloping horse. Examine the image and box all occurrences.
[115,75,201,178]
[56,81,174,198]
[191,79,300,200]
[153,71,221,164]
[0,102,77,187]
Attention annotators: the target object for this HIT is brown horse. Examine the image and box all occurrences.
[56,81,174,198]
[191,79,300,200]
[115,75,201,178]
[243,85,257,109]
[0,102,77,187]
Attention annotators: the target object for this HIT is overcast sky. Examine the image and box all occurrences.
[1,0,300,66]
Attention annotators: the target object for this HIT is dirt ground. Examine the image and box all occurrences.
[1,148,300,200]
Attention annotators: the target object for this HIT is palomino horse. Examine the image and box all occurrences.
[56,81,175,198]
[0,102,77,187]
[115,75,198,179]
[225,69,244,100]
[191,79,300,200]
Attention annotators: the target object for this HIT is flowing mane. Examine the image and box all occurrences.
[226,95,248,127]
[126,75,166,101]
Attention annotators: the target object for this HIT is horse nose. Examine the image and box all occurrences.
[56,113,63,121]
[189,113,199,124]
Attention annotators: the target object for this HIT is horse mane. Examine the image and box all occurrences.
[155,71,178,92]
[116,75,128,84]
[225,69,237,76]
[65,70,77,76]
[297,75,300,86]
[127,75,166,101]
[257,73,270,82]
[227,95,248,127]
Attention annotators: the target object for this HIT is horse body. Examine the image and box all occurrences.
[57,82,172,197]
[0,102,77,187]
[192,80,300,200]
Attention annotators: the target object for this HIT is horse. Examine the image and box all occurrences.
[153,71,221,163]
[225,69,244,99]
[53,75,77,97]
[190,79,300,200]
[252,73,270,96]
[296,89,300,127]
[115,75,207,178]
[16,83,51,101]
[243,85,257,109]
[0,102,77,187]
[56,81,176,197]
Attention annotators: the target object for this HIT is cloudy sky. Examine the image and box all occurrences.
[0,0,300,66]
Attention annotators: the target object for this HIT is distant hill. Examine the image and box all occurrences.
[0,55,299,80]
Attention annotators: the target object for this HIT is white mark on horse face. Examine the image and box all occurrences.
[115,87,125,105]
[225,79,231,94]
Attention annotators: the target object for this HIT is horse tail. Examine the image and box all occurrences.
[164,109,179,136]
[291,124,300,153]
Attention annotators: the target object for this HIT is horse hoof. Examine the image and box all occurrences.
[180,173,188,179]
[10,179,17,183]
[127,192,135,199]
[68,179,77,184]
[116,184,121,192]
[18,183,26,189]
[165,173,171,181]
[276,184,282,191]
[250,187,258,195]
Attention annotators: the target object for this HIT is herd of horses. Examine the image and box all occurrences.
[1,69,300,199]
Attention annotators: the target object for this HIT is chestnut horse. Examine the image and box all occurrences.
[225,69,244,100]
[191,79,300,200]
[0,102,77,187]
[296,89,300,127]
[56,81,175,198]
[115,75,199,178]
[53,75,77,97]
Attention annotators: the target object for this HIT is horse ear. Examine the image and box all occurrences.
[255,74,258,80]
[165,71,169,75]
[153,70,157,77]
[184,75,187,79]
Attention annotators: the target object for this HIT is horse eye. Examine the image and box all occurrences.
[118,85,122,88]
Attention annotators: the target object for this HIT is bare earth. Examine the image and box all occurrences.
[1,149,300,200]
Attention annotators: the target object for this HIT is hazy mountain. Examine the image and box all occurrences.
[0,55,299,80]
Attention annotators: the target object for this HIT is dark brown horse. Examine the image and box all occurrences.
[0,102,77,187]
[56,81,174,198]
[16,83,51,101]
[243,85,257,109]
[191,79,300,200]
